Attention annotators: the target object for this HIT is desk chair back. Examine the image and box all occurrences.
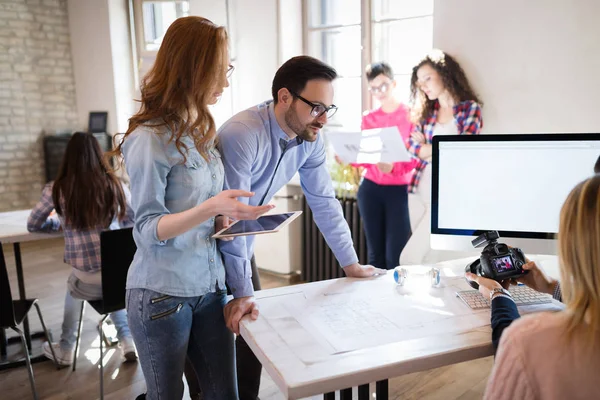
[98,227,136,314]
[0,245,16,328]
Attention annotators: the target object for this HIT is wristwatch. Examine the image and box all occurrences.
[489,287,511,300]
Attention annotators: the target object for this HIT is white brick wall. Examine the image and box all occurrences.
[0,0,78,211]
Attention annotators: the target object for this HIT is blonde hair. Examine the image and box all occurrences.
[558,175,600,346]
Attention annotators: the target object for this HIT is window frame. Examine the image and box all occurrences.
[303,0,433,120]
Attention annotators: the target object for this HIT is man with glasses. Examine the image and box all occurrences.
[217,56,386,400]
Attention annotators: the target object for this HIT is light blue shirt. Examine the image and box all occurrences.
[218,101,358,298]
[122,124,226,297]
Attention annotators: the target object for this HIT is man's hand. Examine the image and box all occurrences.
[224,296,259,335]
[342,263,387,278]
[377,162,394,174]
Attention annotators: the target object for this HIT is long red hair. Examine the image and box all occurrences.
[114,16,228,162]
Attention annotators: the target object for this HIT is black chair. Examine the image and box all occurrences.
[0,245,57,400]
[71,227,136,400]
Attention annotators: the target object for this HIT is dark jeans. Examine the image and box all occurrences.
[127,289,237,400]
[185,255,262,400]
[357,179,411,269]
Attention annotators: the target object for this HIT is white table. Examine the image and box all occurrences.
[240,256,562,399]
[0,209,62,370]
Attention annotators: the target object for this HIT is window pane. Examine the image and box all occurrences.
[372,0,433,20]
[330,77,362,129]
[309,26,362,77]
[142,1,190,51]
[308,0,361,27]
[372,16,433,75]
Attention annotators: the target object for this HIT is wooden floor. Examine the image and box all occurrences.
[0,239,492,400]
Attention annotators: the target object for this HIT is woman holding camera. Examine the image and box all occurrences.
[467,175,600,400]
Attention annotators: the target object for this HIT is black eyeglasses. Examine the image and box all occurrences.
[289,91,338,119]
[226,64,235,79]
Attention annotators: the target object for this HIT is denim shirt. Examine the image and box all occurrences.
[122,123,225,297]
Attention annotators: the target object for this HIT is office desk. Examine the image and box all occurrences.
[240,256,561,399]
[0,209,62,370]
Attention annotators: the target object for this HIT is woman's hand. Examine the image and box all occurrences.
[411,131,426,144]
[465,272,511,299]
[515,261,557,295]
[377,162,393,173]
[208,190,274,220]
[214,215,233,241]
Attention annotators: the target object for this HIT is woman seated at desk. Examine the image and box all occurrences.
[27,132,137,366]
[467,175,600,400]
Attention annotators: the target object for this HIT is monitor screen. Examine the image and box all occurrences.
[432,134,600,245]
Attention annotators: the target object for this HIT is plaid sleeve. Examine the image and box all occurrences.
[27,183,60,232]
[461,102,483,135]
[407,123,424,157]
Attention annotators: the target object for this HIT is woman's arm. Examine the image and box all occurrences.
[27,183,60,232]
[466,272,521,351]
[484,325,535,400]
[491,296,520,351]
[460,102,483,135]
[123,130,273,244]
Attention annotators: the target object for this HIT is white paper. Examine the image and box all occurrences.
[326,126,413,164]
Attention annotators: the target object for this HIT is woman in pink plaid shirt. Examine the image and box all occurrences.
[401,49,483,265]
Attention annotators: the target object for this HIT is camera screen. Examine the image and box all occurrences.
[492,256,515,273]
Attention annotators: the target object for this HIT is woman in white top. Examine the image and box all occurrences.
[401,49,484,265]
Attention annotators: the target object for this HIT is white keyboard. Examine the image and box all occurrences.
[456,285,553,310]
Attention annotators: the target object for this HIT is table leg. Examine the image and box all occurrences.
[376,380,389,400]
[13,243,32,351]
[358,384,370,399]
[340,388,352,399]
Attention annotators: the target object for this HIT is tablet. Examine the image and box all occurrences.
[212,211,303,239]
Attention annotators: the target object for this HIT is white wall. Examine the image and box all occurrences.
[108,0,136,133]
[67,0,116,132]
[433,0,600,134]
[67,0,135,134]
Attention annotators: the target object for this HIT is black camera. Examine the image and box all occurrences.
[465,231,528,290]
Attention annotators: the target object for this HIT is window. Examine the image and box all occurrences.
[305,0,434,128]
[132,1,191,82]
[306,1,363,128]
[142,1,190,51]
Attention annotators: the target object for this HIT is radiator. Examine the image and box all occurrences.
[302,197,368,282]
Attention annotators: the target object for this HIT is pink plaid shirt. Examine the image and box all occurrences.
[407,100,483,193]
[27,182,134,273]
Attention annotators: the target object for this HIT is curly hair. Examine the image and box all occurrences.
[410,49,482,124]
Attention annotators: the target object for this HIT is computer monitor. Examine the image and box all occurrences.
[431,133,600,255]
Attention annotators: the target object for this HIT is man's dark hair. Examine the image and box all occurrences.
[271,56,337,104]
[365,62,394,81]
[595,155,600,174]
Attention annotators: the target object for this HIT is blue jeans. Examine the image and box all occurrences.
[357,179,412,269]
[60,273,130,350]
[126,288,238,400]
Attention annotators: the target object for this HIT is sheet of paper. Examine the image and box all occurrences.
[326,127,413,164]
